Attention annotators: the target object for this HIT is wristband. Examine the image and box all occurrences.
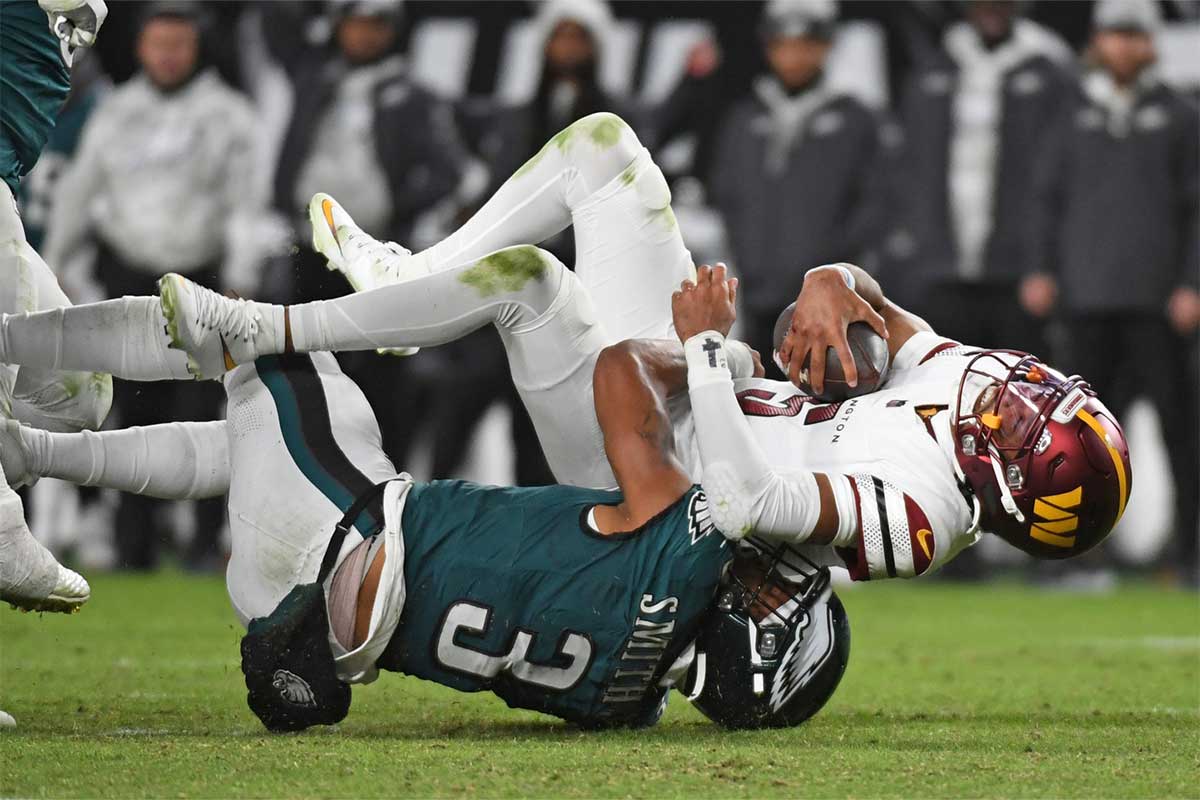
[805,263,856,292]
[684,331,732,388]
[725,339,755,380]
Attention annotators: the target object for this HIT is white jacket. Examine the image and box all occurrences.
[45,69,263,288]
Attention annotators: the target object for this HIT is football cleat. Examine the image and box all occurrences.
[308,193,420,357]
[158,273,278,380]
[0,505,90,614]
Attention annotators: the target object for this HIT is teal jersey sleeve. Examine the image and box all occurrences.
[377,481,731,728]
[0,0,71,192]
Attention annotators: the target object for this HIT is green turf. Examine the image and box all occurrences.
[1,573,1197,798]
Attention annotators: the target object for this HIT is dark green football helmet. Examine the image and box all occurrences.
[687,542,851,730]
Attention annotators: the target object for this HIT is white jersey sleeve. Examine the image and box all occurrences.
[676,329,984,582]
[835,471,976,581]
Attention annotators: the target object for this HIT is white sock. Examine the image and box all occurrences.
[289,246,567,354]
[20,420,231,500]
[0,296,191,381]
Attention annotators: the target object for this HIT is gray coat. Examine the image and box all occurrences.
[1029,70,1200,313]
[709,77,885,317]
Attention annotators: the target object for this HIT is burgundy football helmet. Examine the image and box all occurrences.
[953,351,1132,559]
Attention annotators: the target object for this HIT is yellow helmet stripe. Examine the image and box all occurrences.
[1076,409,1129,522]
[1032,516,1078,534]
[1031,525,1075,548]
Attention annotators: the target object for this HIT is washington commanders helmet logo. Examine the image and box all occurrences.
[1030,486,1082,549]
[272,670,317,707]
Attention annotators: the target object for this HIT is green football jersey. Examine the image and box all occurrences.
[377,481,730,728]
[0,0,71,193]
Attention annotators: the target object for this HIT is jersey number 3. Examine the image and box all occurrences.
[435,601,594,691]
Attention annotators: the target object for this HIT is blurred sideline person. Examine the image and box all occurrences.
[1023,0,1199,582]
[1,113,1133,590]
[43,1,260,571]
[265,0,468,472]
[709,0,886,357]
[1,0,110,623]
[889,0,1071,354]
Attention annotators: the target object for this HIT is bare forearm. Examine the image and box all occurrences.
[841,264,885,312]
[617,339,688,396]
[613,337,758,399]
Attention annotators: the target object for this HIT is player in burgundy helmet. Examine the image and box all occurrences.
[0,113,1131,585]
[951,350,1130,559]
[769,262,1131,569]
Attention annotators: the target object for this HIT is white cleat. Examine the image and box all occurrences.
[0,513,90,614]
[0,709,15,728]
[309,192,421,357]
[158,273,275,380]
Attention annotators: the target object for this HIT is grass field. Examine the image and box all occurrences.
[1,572,1197,798]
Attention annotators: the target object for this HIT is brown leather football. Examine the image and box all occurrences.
[798,321,890,401]
[772,303,890,401]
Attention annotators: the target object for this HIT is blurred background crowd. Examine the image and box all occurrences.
[15,0,1199,585]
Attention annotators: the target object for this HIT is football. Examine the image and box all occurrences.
[773,303,890,401]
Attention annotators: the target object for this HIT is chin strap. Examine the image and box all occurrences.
[987,444,1026,524]
[932,412,984,536]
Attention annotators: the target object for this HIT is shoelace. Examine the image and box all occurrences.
[371,241,413,280]
[190,283,261,342]
[347,230,411,279]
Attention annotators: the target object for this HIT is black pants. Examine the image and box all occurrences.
[911,280,1049,356]
[1061,313,1200,569]
[95,243,227,569]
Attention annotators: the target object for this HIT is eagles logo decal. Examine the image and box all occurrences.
[688,491,716,545]
[768,588,836,711]
[272,669,317,707]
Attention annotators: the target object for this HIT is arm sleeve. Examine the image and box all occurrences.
[837,474,950,581]
[684,332,856,543]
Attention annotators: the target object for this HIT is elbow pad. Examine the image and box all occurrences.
[700,461,757,540]
[701,462,825,545]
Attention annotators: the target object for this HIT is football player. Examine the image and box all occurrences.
[0,111,1131,585]
[0,292,851,730]
[1,0,110,618]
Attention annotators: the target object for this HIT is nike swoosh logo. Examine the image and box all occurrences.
[916,529,934,561]
[219,334,236,371]
[322,199,343,256]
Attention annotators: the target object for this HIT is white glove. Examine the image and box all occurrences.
[39,0,107,65]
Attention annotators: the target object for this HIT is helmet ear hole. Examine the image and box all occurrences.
[1047,452,1067,480]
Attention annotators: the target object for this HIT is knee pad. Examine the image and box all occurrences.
[562,113,644,193]
[464,245,567,328]
[11,368,113,432]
